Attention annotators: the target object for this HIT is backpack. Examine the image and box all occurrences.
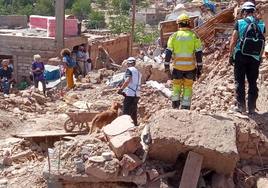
[240,18,265,57]
[65,55,76,68]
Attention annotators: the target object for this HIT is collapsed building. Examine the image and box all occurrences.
[0,1,268,188]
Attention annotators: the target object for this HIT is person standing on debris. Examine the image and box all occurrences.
[32,54,46,95]
[76,45,87,77]
[164,13,203,110]
[229,2,266,114]
[61,48,76,90]
[0,59,14,97]
[118,57,142,126]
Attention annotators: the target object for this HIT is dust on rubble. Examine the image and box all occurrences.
[1,28,268,188]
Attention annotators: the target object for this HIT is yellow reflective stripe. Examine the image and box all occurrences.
[175,61,193,65]
[174,57,194,61]
[175,36,193,41]
[175,53,193,57]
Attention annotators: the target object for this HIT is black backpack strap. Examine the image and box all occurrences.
[242,18,253,40]
[244,18,252,24]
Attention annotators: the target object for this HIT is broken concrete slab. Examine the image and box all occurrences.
[179,151,203,188]
[103,115,141,158]
[148,109,239,175]
[103,115,135,136]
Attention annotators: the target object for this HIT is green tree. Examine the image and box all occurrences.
[109,14,158,44]
[0,0,35,15]
[110,0,130,15]
[109,14,131,34]
[34,0,54,16]
[95,0,106,8]
[87,10,106,29]
[71,0,91,21]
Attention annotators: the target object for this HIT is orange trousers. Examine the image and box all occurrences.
[66,67,74,89]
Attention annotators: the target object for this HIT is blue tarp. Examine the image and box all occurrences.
[203,0,216,14]
[44,65,60,81]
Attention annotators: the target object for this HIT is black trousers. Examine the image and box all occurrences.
[123,96,139,126]
[34,79,46,95]
[234,51,260,111]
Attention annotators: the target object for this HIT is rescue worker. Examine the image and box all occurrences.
[164,13,203,109]
[118,57,142,126]
[229,2,266,114]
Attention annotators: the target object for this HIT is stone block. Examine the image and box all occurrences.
[103,115,141,158]
[149,109,239,175]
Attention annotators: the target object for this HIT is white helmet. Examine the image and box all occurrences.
[127,57,136,64]
[241,1,256,11]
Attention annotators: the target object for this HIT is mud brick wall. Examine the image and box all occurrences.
[0,35,87,81]
[90,35,131,69]
[0,15,28,28]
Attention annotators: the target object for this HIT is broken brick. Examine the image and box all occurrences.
[120,154,142,172]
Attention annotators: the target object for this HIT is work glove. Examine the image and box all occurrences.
[196,65,202,79]
[229,56,234,66]
[164,64,172,79]
[164,64,170,73]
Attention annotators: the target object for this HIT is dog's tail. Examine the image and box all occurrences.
[90,115,99,134]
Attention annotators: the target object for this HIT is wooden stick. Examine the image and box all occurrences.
[256,142,264,168]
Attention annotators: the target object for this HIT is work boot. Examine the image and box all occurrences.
[181,105,190,110]
[172,101,180,109]
[232,105,246,114]
[248,100,257,115]
[248,108,256,115]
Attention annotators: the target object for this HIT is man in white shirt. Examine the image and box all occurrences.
[118,57,142,126]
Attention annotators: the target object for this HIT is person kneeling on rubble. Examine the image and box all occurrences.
[118,57,142,126]
[164,13,203,110]
[0,59,15,97]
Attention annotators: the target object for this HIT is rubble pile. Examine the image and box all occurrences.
[0,138,46,187]
[0,90,52,113]
[139,85,170,121]
[192,33,235,112]
[121,59,169,84]
[42,117,175,187]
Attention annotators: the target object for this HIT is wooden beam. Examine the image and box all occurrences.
[55,0,65,48]
[179,151,203,188]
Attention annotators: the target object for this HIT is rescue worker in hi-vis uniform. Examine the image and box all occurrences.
[164,13,203,109]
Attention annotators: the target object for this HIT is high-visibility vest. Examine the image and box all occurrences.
[167,29,202,71]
